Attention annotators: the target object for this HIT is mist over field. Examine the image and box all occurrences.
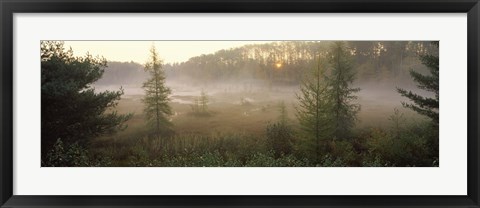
[93,63,431,134]
[42,41,439,167]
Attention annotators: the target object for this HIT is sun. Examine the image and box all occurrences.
[275,63,282,68]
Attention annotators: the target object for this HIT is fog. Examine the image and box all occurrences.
[92,41,437,136]
[94,75,432,136]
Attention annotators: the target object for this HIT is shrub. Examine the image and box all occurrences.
[328,140,359,166]
[364,119,436,167]
[266,122,294,158]
[362,155,391,167]
[245,151,307,167]
[42,139,90,167]
[320,154,347,167]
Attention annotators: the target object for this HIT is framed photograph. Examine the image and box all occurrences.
[1,0,479,207]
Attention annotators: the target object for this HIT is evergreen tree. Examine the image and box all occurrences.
[199,89,209,114]
[296,42,360,161]
[326,41,361,139]
[41,41,131,159]
[295,55,331,160]
[397,42,439,124]
[142,45,173,137]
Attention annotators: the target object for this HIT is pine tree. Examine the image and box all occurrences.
[325,41,361,139]
[295,55,331,160]
[142,45,173,137]
[397,42,439,124]
[296,42,360,161]
[41,41,131,160]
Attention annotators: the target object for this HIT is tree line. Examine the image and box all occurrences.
[93,41,436,88]
[165,41,437,85]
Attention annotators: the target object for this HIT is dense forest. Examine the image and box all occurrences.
[41,41,439,167]
[97,41,436,86]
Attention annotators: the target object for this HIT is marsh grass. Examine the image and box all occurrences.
[77,92,437,167]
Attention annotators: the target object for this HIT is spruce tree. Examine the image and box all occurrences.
[143,45,173,137]
[326,41,360,139]
[397,42,439,124]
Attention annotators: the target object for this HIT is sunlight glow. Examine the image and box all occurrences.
[275,63,282,68]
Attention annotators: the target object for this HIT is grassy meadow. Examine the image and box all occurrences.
[84,85,430,167]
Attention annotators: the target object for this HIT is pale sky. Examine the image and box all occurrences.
[63,41,273,64]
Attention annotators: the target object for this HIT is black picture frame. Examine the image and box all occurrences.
[1,0,479,207]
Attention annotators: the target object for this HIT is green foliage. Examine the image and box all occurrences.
[43,139,90,167]
[91,132,309,167]
[295,54,331,161]
[325,41,361,139]
[83,120,438,167]
[163,151,241,167]
[362,155,390,167]
[364,114,436,167]
[43,139,112,167]
[41,41,131,160]
[295,41,361,162]
[365,128,393,162]
[245,151,308,167]
[142,45,173,137]
[396,41,439,164]
[265,101,295,157]
[320,154,347,167]
[128,140,151,166]
[397,42,439,124]
[266,122,294,158]
[328,140,358,166]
